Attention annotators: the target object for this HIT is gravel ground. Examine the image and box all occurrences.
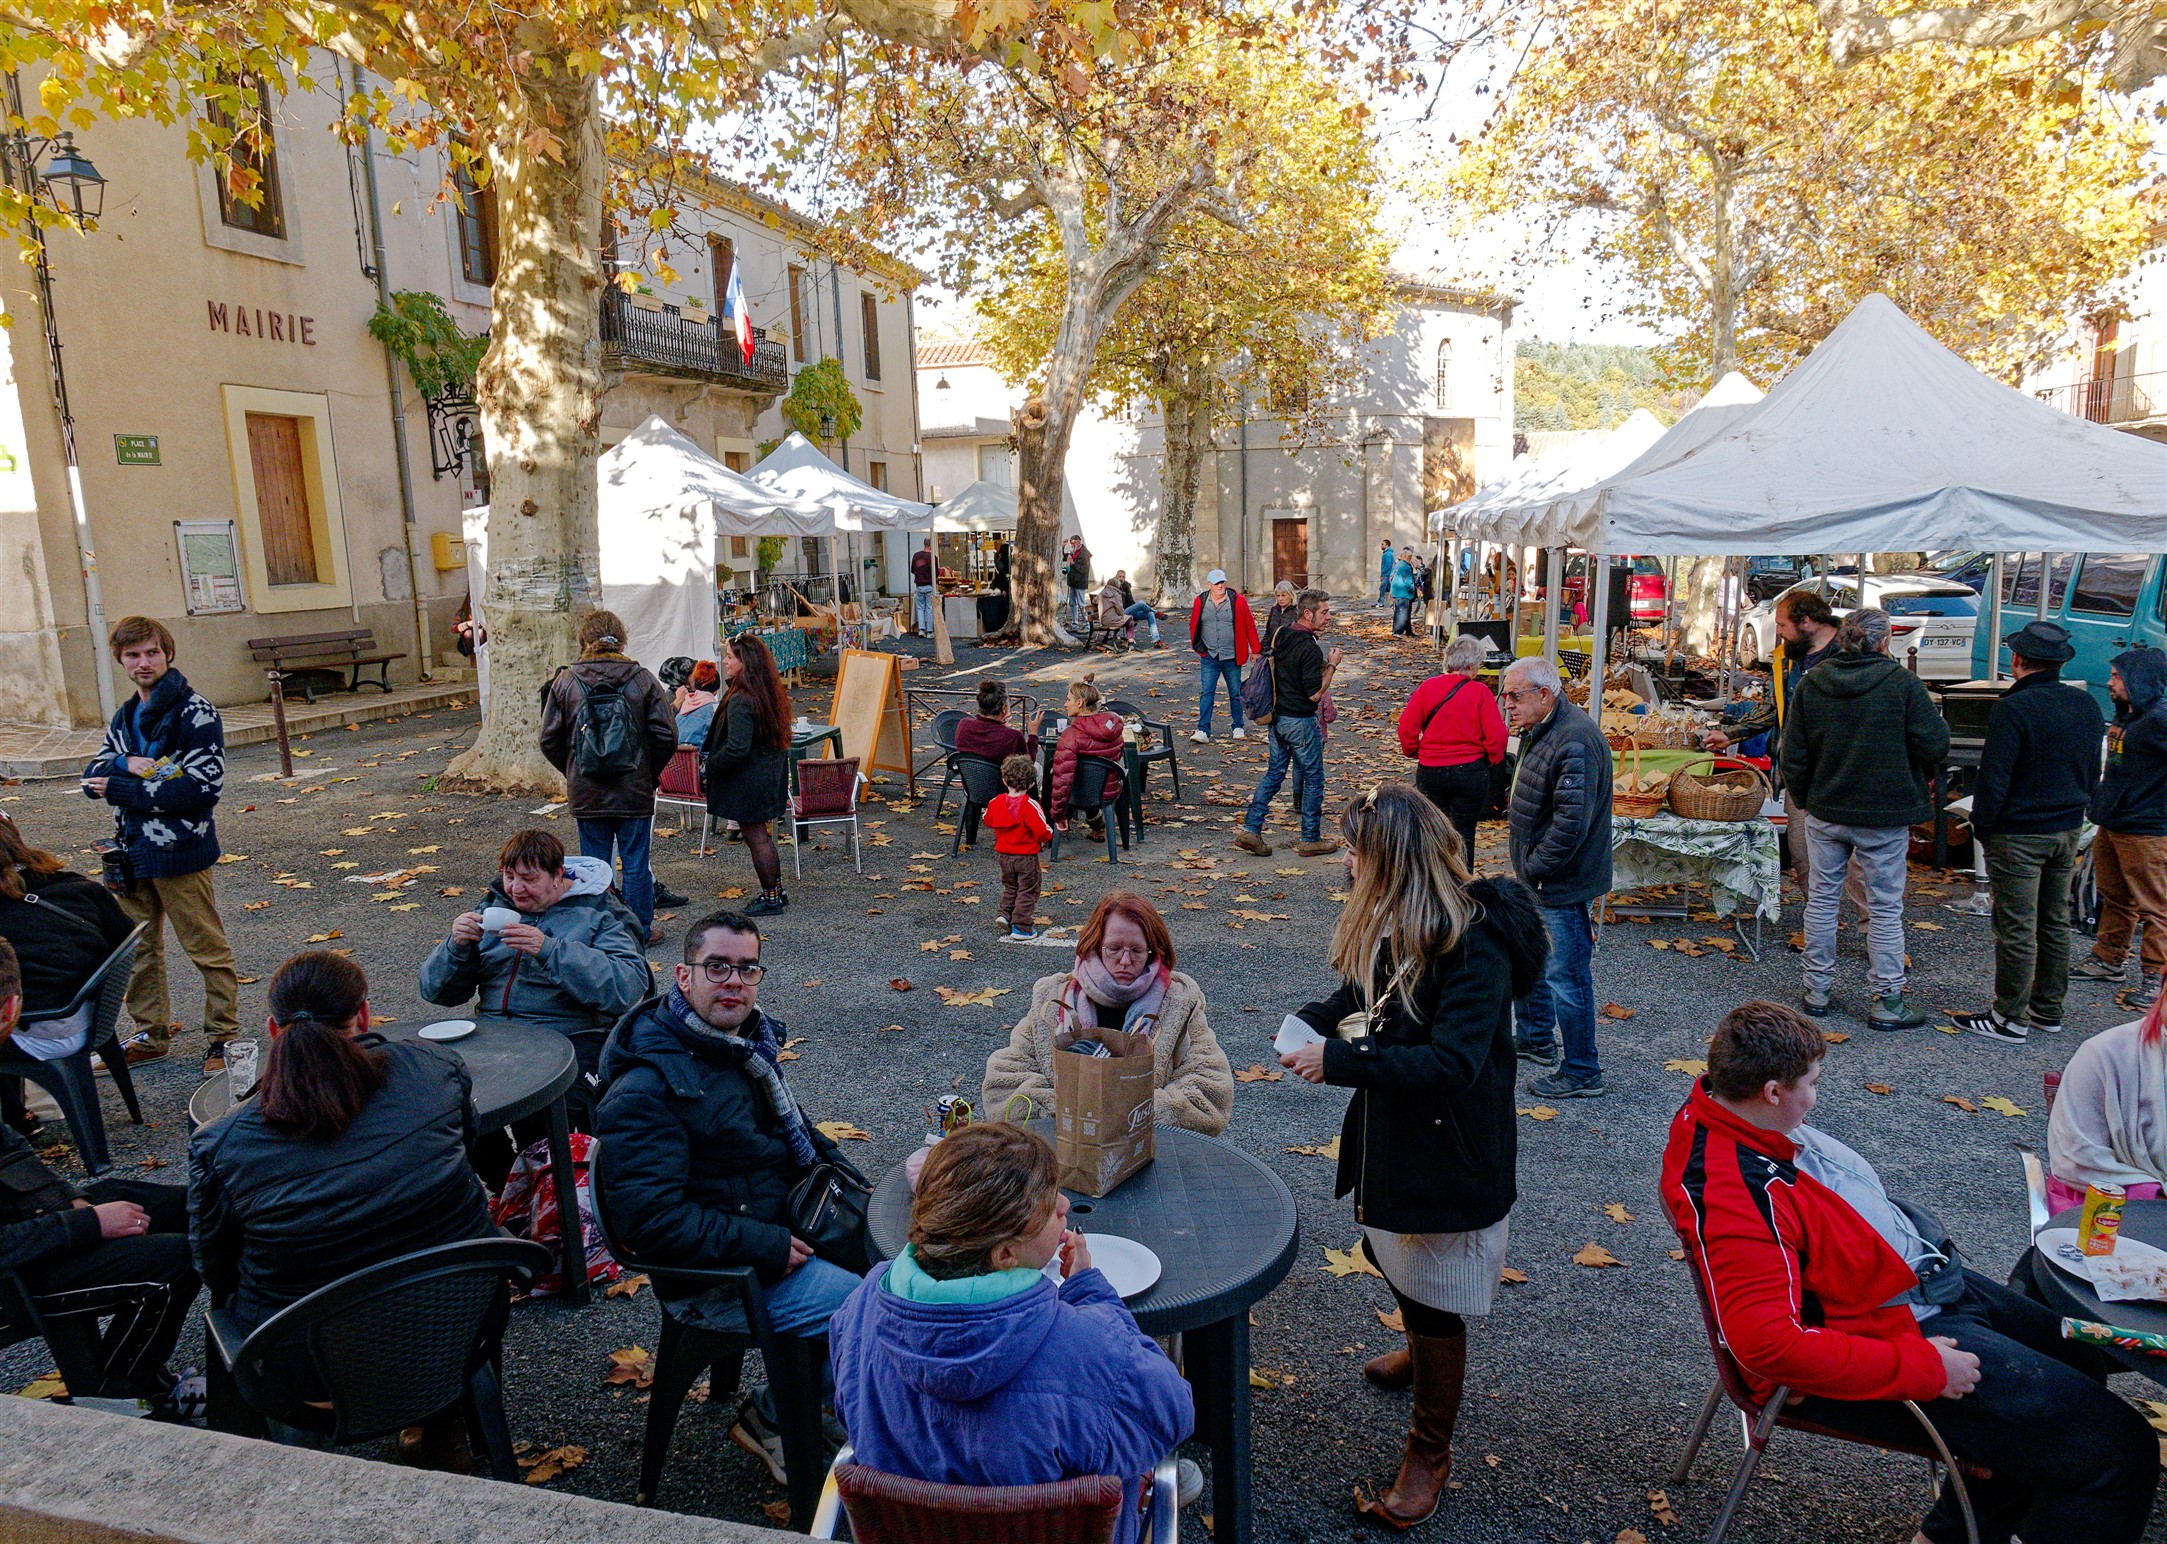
[3,611,2162,1543]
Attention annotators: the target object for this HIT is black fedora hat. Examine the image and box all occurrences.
[2003,619,2075,665]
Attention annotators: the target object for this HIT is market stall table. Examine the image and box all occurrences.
[188,1016,591,1306]
[1605,811,1781,959]
[867,1121,1298,1544]
[728,622,813,678]
[2023,1202,2167,1390]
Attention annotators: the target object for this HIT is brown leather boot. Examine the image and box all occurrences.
[1362,1343,1412,1392]
[1358,1331,1467,1529]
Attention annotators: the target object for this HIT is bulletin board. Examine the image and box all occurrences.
[830,648,914,787]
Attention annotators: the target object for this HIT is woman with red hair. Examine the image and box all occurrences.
[981,891,1232,1133]
[703,635,793,916]
[2047,974,2167,1211]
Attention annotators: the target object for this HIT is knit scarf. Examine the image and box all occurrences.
[661,986,818,1168]
[1053,954,1172,1043]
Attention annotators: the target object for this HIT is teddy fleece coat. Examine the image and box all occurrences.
[981,969,1233,1134]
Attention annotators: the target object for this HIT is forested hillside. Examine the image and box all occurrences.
[1515,340,1698,431]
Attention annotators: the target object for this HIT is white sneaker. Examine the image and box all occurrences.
[1191,729,1210,744]
[1177,1457,1205,1507]
[1231,727,1247,740]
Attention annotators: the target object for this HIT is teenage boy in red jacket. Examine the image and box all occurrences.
[1661,1000,2155,1544]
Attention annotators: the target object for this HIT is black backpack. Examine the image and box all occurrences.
[567,670,644,781]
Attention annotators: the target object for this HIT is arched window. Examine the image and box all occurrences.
[1435,338,1454,411]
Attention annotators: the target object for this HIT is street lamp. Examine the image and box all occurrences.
[2,73,115,716]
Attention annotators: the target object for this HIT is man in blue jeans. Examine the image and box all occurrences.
[1500,657,1613,1098]
[1236,589,1342,858]
[1377,539,1395,605]
[1188,569,1259,743]
[910,537,936,636]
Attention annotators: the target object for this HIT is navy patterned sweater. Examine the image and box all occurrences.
[82,669,225,880]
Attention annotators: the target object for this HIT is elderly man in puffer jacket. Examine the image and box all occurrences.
[418,828,650,1073]
[1499,656,1613,1101]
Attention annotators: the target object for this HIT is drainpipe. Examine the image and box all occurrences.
[1236,386,1250,593]
[349,61,432,678]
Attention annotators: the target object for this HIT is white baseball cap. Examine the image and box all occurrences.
[1206,569,1228,585]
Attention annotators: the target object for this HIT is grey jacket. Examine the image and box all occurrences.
[1507,697,1613,908]
[418,856,650,1036]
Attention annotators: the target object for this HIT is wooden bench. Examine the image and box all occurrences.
[247,629,406,703]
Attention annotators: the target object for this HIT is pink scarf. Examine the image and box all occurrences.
[1053,953,1172,1043]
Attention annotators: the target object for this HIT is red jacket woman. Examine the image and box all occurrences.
[1049,685,1126,827]
[1397,672,1508,769]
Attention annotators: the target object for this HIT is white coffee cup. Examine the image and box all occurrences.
[480,906,521,932]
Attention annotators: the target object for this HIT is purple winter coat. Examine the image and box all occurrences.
[829,1263,1194,1544]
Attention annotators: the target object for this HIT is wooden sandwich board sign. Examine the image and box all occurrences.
[830,648,914,792]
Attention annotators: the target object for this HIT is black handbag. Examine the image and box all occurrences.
[788,1155,874,1274]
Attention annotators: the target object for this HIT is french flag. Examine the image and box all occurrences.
[724,257,753,363]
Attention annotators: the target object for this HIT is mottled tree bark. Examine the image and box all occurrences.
[1152,354,1211,605]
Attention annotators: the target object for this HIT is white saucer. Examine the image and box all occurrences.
[418,1019,477,1042]
[1083,1234,1162,1299]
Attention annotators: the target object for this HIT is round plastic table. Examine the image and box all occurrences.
[2024,1200,2167,1388]
[868,1120,1299,1544]
[188,1016,589,1306]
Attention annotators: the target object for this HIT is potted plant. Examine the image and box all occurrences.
[684,298,712,325]
[629,283,664,313]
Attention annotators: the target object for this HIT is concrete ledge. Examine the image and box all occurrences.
[0,1399,795,1544]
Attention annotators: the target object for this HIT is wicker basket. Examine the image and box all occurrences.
[1612,740,1671,818]
[1668,757,1770,823]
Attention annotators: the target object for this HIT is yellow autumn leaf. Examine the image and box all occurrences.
[1322,1244,1382,1279]
[1517,1106,1559,1121]
[1285,1136,1340,1158]
[1979,1095,2028,1117]
[1573,1241,1626,1268]
[1664,1058,1707,1076]
[1601,1202,1635,1223]
[816,1121,871,1142]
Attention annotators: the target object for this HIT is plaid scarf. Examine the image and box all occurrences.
[661,986,818,1169]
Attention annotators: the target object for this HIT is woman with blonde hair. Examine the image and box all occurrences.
[1277,782,1547,1529]
[983,890,1233,1133]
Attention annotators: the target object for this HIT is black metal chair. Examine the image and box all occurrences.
[928,709,969,820]
[588,1138,832,1529]
[1050,754,1127,864]
[950,754,1011,856]
[1,923,147,1175]
[205,1237,549,1481]
[1109,699,1182,803]
[0,1263,109,1401]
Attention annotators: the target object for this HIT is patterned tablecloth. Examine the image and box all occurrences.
[1612,812,1782,921]
[728,624,813,675]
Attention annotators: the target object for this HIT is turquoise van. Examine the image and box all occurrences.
[1967,553,2167,706]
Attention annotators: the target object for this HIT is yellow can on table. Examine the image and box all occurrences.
[2080,1181,2127,1257]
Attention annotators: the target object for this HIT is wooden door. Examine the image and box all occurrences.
[246,412,318,586]
[1271,520,1308,588]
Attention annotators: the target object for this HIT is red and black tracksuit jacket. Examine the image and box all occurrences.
[1660,1082,1947,1406]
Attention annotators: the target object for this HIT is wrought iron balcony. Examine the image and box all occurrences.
[2033,370,2163,426]
[600,289,790,395]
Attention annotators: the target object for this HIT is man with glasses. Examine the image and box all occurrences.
[1237,589,1342,858]
[1499,656,1613,1099]
[595,910,861,1486]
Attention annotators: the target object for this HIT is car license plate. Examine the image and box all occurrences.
[1922,636,1967,647]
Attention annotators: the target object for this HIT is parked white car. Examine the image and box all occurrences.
[1737,575,1981,683]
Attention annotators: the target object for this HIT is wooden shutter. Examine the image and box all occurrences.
[788,265,807,362]
[454,156,496,286]
[861,293,881,380]
[710,235,736,317]
[212,79,286,239]
[868,460,888,491]
[723,450,750,473]
[246,412,319,586]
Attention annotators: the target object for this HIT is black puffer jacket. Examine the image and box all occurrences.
[0,867,134,1015]
[539,657,678,820]
[1294,877,1548,1235]
[187,1039,496,1329]
[702,690,789,825]
[1507,697,1613,908]
[593,1002,844,1329]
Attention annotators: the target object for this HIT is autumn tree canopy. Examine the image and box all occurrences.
[1816,0,2167,90]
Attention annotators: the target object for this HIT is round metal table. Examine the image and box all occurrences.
[869,1121,1298,1544]
[2025,1200,2167,1387]
[188,1016,590,1306]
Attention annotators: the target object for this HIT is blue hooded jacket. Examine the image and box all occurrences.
[2093,646,2167,837]
[829,1258,1194,1544]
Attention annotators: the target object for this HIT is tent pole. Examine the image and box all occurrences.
[1985,553,2004,683]
[1542,547,1563,665]
[2039,552,2055,623]
[1587,550,1612,701]
[1508,546,1523,641]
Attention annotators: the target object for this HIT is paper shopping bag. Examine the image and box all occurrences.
[1053,1026,1156,1197]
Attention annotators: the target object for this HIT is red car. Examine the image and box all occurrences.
[1561,555,1669,624]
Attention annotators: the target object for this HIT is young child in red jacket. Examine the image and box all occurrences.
[981,754,1052,942]
[1661,1000,2155,1544]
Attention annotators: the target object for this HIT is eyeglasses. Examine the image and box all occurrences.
[693,959,764,983]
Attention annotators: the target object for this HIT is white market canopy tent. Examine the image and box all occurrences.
[1443,409,1669,544]
[1535,371,1764,548]
[1572,294,2167,556]
[597,416,834,672]
[749,431,933,531]
[931,479,1019,533]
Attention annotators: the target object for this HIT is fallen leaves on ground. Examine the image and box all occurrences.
[606,1274,649,1300]
[935,986,1012,1007]
[1602,1203,1635,1224]
[1913,920,1943,931]
[1499,1267,1529,1285]
[304,931,342,943]
[1619,1530,1650,1544]
[16,1371,63,1399]
[519,1444,588,1485]
[1573,1242,1627,1269]
[762,1500,792,1524]
[1234,1064,1284,1083]
[1979,1095,2028,1117]
[888,978,913,991]
[816,1121,871,1143]
[1664,1058,1707,1077]
[1322,1244,1383,1279]
[1517,1106,1558,1121]
[716,886,747,899]
[1600,1003,1637,1020]
[1285,1137,1340,1159]
[1648,1487,1681,1527]
[1822,1031,1851,1044]
[1944,1096,1979,1113]
[603,1346,654,1390]
[1866,1083,1894,1095]
[1376,1307,1405,1333]
[243,901,270,911]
